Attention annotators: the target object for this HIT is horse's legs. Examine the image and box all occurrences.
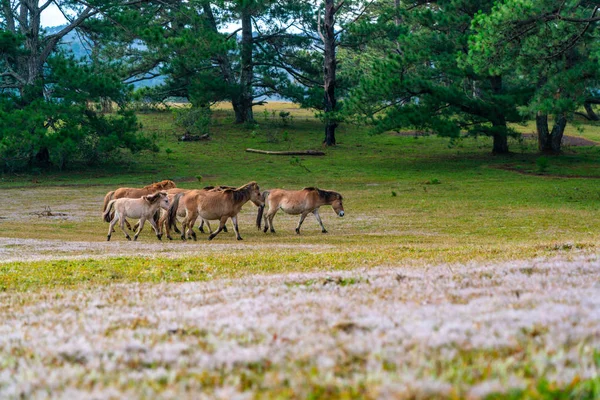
[266,209,278,233]
[158,212,170,240]
[148,217,162,241]
[118,214,131,241]
[187,216,198,241]
[198,219,205,234]
[180,213,190,241]
[312,209,327,233]
[107,215,120,241]
[208,217,228,241]
[231,215,242,240]
[133,218,145,241]
[173,217,181,234]
[132,220,139,232]
[204,219,213,234]
[180,216,187,240]
[125,219,133,231]
[295,212,310,234]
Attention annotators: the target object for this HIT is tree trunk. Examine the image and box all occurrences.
[489,75,509,154]
[536,112,551,152]
[322,0,338,146]
[550,114,567,153]
[239,6,254,123]
[491,129,508,154]
[324,122,337,146]
[232,98,247,124]
[203,3,250,124]
[584,101,599,121]
[537,112,567,154]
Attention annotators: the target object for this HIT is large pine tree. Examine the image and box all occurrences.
[346,0,533,154]
[468,0,600,154]
[0,0,153,171]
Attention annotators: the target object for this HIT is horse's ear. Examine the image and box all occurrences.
[145,193,161,203]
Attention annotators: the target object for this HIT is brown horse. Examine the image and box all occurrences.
[168,182,263,241]
[102,180,176,229]
[104,192,169,241]
[257,187,344,234]
[158,186,234,239]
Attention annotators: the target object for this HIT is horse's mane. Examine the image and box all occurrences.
[144,180,175,190]
[145,192,165,203]
[304,187,342,201]
[226,182,257,203]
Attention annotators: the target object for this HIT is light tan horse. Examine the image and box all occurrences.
[103,192,169,241]
[168,182,263,241]
[102,180,176,230]
[257,187,344,234]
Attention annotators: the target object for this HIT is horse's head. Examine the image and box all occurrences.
[145,192,170,209]
[158,192,170,209]
[247,182,264,207]
[331,192,345,217]
[158,180,176,190]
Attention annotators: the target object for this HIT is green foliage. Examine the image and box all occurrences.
[468,0,600,119]
[346,0,533,153]
[536,156,549,173]
[279,111,291,126]
[173,106,212,137]
[0,53,153,171]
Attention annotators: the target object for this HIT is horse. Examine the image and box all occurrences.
[103,192,169,241]
[102,179,176,230]
[158,186,234,240]
[257,187,344,234]
[168,182,263,241]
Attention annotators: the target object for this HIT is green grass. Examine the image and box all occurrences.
[1,103,600,291]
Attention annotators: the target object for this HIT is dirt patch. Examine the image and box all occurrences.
[493,164,600,179]
[391,131,598,147]
[390,130,430,137]
[521,133,598,147]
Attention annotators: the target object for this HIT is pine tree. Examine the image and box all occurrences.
[0,0,153,171]
[468,0,600,154]
[346,0,533,154]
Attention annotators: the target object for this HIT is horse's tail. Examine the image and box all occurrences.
[256,190,269,230]
[102,190,115,213]
[167,192,184,230]
[103,200,116,223]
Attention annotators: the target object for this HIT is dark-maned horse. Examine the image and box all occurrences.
[168,182,263,241]
[158,186,233,240]
[257,187,344,234]
[102,180,176,230]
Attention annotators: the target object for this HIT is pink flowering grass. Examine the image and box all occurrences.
[0,254,598,398]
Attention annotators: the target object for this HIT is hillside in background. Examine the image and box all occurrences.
[46,24,164,88]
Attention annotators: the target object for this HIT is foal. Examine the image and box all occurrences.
[257,187,344,234]
[102,179,176,230]
[168,182,263,241]
[104,192,169,241]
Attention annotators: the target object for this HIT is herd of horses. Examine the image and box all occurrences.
[101,180,345,241]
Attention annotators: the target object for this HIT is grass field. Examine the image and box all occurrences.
[0,103,599,398]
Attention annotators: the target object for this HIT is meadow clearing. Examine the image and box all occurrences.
[0,103,599,398]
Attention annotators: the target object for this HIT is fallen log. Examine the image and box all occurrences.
[245,149,325,156]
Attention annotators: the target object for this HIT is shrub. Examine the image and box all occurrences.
[173,106,212,137]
